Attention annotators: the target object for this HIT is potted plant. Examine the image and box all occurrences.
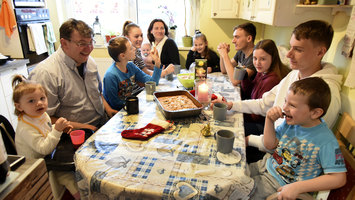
[182,0,192,47]
[105,30,118,43]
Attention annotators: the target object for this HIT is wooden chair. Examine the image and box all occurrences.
[267,112,355,200]
[328,112,355,200]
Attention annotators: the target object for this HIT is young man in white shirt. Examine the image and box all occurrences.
[213,20,342,162]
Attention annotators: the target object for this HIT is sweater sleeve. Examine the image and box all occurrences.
[103,65,123,110]
[133,63,162,85]
[232,85,277,116]
[208,50,220,72]
[185,50,195,70]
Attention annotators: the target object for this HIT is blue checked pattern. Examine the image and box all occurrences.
[131,156,157,179]
[84,141,118,160]
[181,144,198,153]
[162,175,208,200]
[166,124,182,136]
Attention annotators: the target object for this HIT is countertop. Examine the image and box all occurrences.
[0,59,29,73]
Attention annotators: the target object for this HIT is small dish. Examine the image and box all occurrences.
[216,150,241,164]
[177,73,194,89]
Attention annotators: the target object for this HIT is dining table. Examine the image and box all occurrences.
[74,72,255,200]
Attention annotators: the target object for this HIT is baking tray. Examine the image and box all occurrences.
[154,90,203,119]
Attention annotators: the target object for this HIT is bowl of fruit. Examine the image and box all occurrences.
[177,73,195,89]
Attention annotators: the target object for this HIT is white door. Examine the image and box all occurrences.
[240,0,255,21]
[253,0,276,25]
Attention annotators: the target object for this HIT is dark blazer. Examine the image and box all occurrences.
[160,38,180,66]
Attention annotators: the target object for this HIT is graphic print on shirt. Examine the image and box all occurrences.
[117,74,139,100]
[272,136,305,184]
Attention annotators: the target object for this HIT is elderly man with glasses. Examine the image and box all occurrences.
[29,18,114,132]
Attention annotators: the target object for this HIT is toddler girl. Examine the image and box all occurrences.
[12,75,80,199]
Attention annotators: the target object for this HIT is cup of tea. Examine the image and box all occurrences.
[213,103,227,121]
[70,130,85,149]
[233,66,247,81]
[145,81,156,95]
[215,130,235,154]
[166,73,173,81]
[124,96,139,114]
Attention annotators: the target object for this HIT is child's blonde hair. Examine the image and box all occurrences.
[12,75,47,116]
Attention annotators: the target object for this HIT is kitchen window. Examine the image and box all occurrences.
[61,0,199,45]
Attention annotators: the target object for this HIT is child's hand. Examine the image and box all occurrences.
[277,183,301,200]
[266,106,284,122]
[54,117,73,132]
[150,47,161,67]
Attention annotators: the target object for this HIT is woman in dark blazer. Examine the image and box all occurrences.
[147,19,180,68]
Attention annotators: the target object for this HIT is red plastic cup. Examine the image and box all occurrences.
[70,130,85,149]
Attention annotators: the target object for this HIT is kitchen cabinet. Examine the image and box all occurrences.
[240,0,332,26]
[211,0,240,18]
[0,60,29,129]
[216,0,352,26]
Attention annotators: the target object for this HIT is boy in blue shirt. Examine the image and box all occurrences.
[249,77,346,199]
[103,36,162,111]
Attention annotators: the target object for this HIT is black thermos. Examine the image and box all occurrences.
[0,136,9,184]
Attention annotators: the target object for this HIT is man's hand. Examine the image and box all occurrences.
[106,108,118,118]
[82,124,98,132]
[211,98,232,110]
[217,43,230,56]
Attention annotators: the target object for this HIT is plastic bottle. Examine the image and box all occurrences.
[93,16,101,35]
[0,136,9,184]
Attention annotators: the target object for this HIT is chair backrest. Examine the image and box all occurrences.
[328,112,355,200]
[335,112,355,170]
[0,115,17,155]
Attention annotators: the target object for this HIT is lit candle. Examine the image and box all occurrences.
[198,83,209,102]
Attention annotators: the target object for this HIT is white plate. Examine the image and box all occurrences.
[216,150,241,164]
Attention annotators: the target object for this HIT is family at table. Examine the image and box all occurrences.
[12,16,347,200]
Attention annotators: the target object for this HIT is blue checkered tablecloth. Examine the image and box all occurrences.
[75,73,254,200]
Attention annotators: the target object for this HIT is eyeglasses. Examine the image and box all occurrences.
[67,39,96,48]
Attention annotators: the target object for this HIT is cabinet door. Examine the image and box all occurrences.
[211,0,240,18]
[240,0,255,21]
[253,0,276,25]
